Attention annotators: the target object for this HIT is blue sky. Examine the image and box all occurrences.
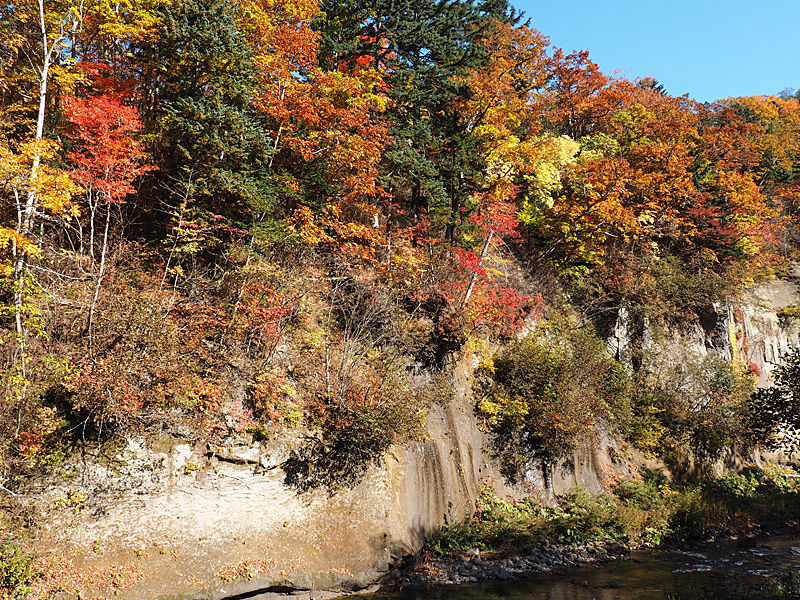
[513,0,800,103]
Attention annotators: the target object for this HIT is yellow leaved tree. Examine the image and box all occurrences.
[0,0,83,405]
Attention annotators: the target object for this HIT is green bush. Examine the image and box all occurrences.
[428,467,800,558]
[0,541,39,600]
[426,489,545,556]
[626,393,668,456]
[474,319,633,481]
[613,474,669,511]
[668,485,732,541]
[543,489,627,544]
[628,356,755,466]
[429,482,674,556]
[761,465,800,494]
[707,469,762,500]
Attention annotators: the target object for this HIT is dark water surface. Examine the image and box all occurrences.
[364,535,800,600]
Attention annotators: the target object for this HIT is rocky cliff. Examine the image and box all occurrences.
[609,274,800,390]
[18,276,800,599]
[24,357,514,599]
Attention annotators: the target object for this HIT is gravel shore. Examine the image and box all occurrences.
[396,540,632,587]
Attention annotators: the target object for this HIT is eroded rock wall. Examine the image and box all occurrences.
[27,356,520,599]
[606,275,800,474]
[608,275,800,388]
[24,277,800,599]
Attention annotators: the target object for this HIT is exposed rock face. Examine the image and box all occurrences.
[23,277,800,599]
[607,275,800,389]
[522,429,639,499]
[28,358,520,599]
[736,278,800,386]
[605,275,800,474]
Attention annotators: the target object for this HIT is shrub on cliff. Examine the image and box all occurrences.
[0,541,39,600]
[263,272,429,491]
[628,354,755,469]
[747,347,800,450]
[474,318,633,482]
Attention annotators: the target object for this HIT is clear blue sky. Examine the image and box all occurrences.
[513,0,800,103]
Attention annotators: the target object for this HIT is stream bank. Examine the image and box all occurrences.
[394,539,632,587]
[362,533,800,600]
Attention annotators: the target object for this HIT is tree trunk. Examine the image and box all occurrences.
[87,200,111,352]
[461,230,493,309]
[13,2,53,338]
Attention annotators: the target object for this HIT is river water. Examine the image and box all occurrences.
[363,535,800,600]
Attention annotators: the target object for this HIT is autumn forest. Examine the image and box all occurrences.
[2,0,800,494]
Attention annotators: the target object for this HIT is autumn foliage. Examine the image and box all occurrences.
[0,0,798,498]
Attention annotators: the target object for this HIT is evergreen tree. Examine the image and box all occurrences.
[153,0,273,221]
[317,0,516,240]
